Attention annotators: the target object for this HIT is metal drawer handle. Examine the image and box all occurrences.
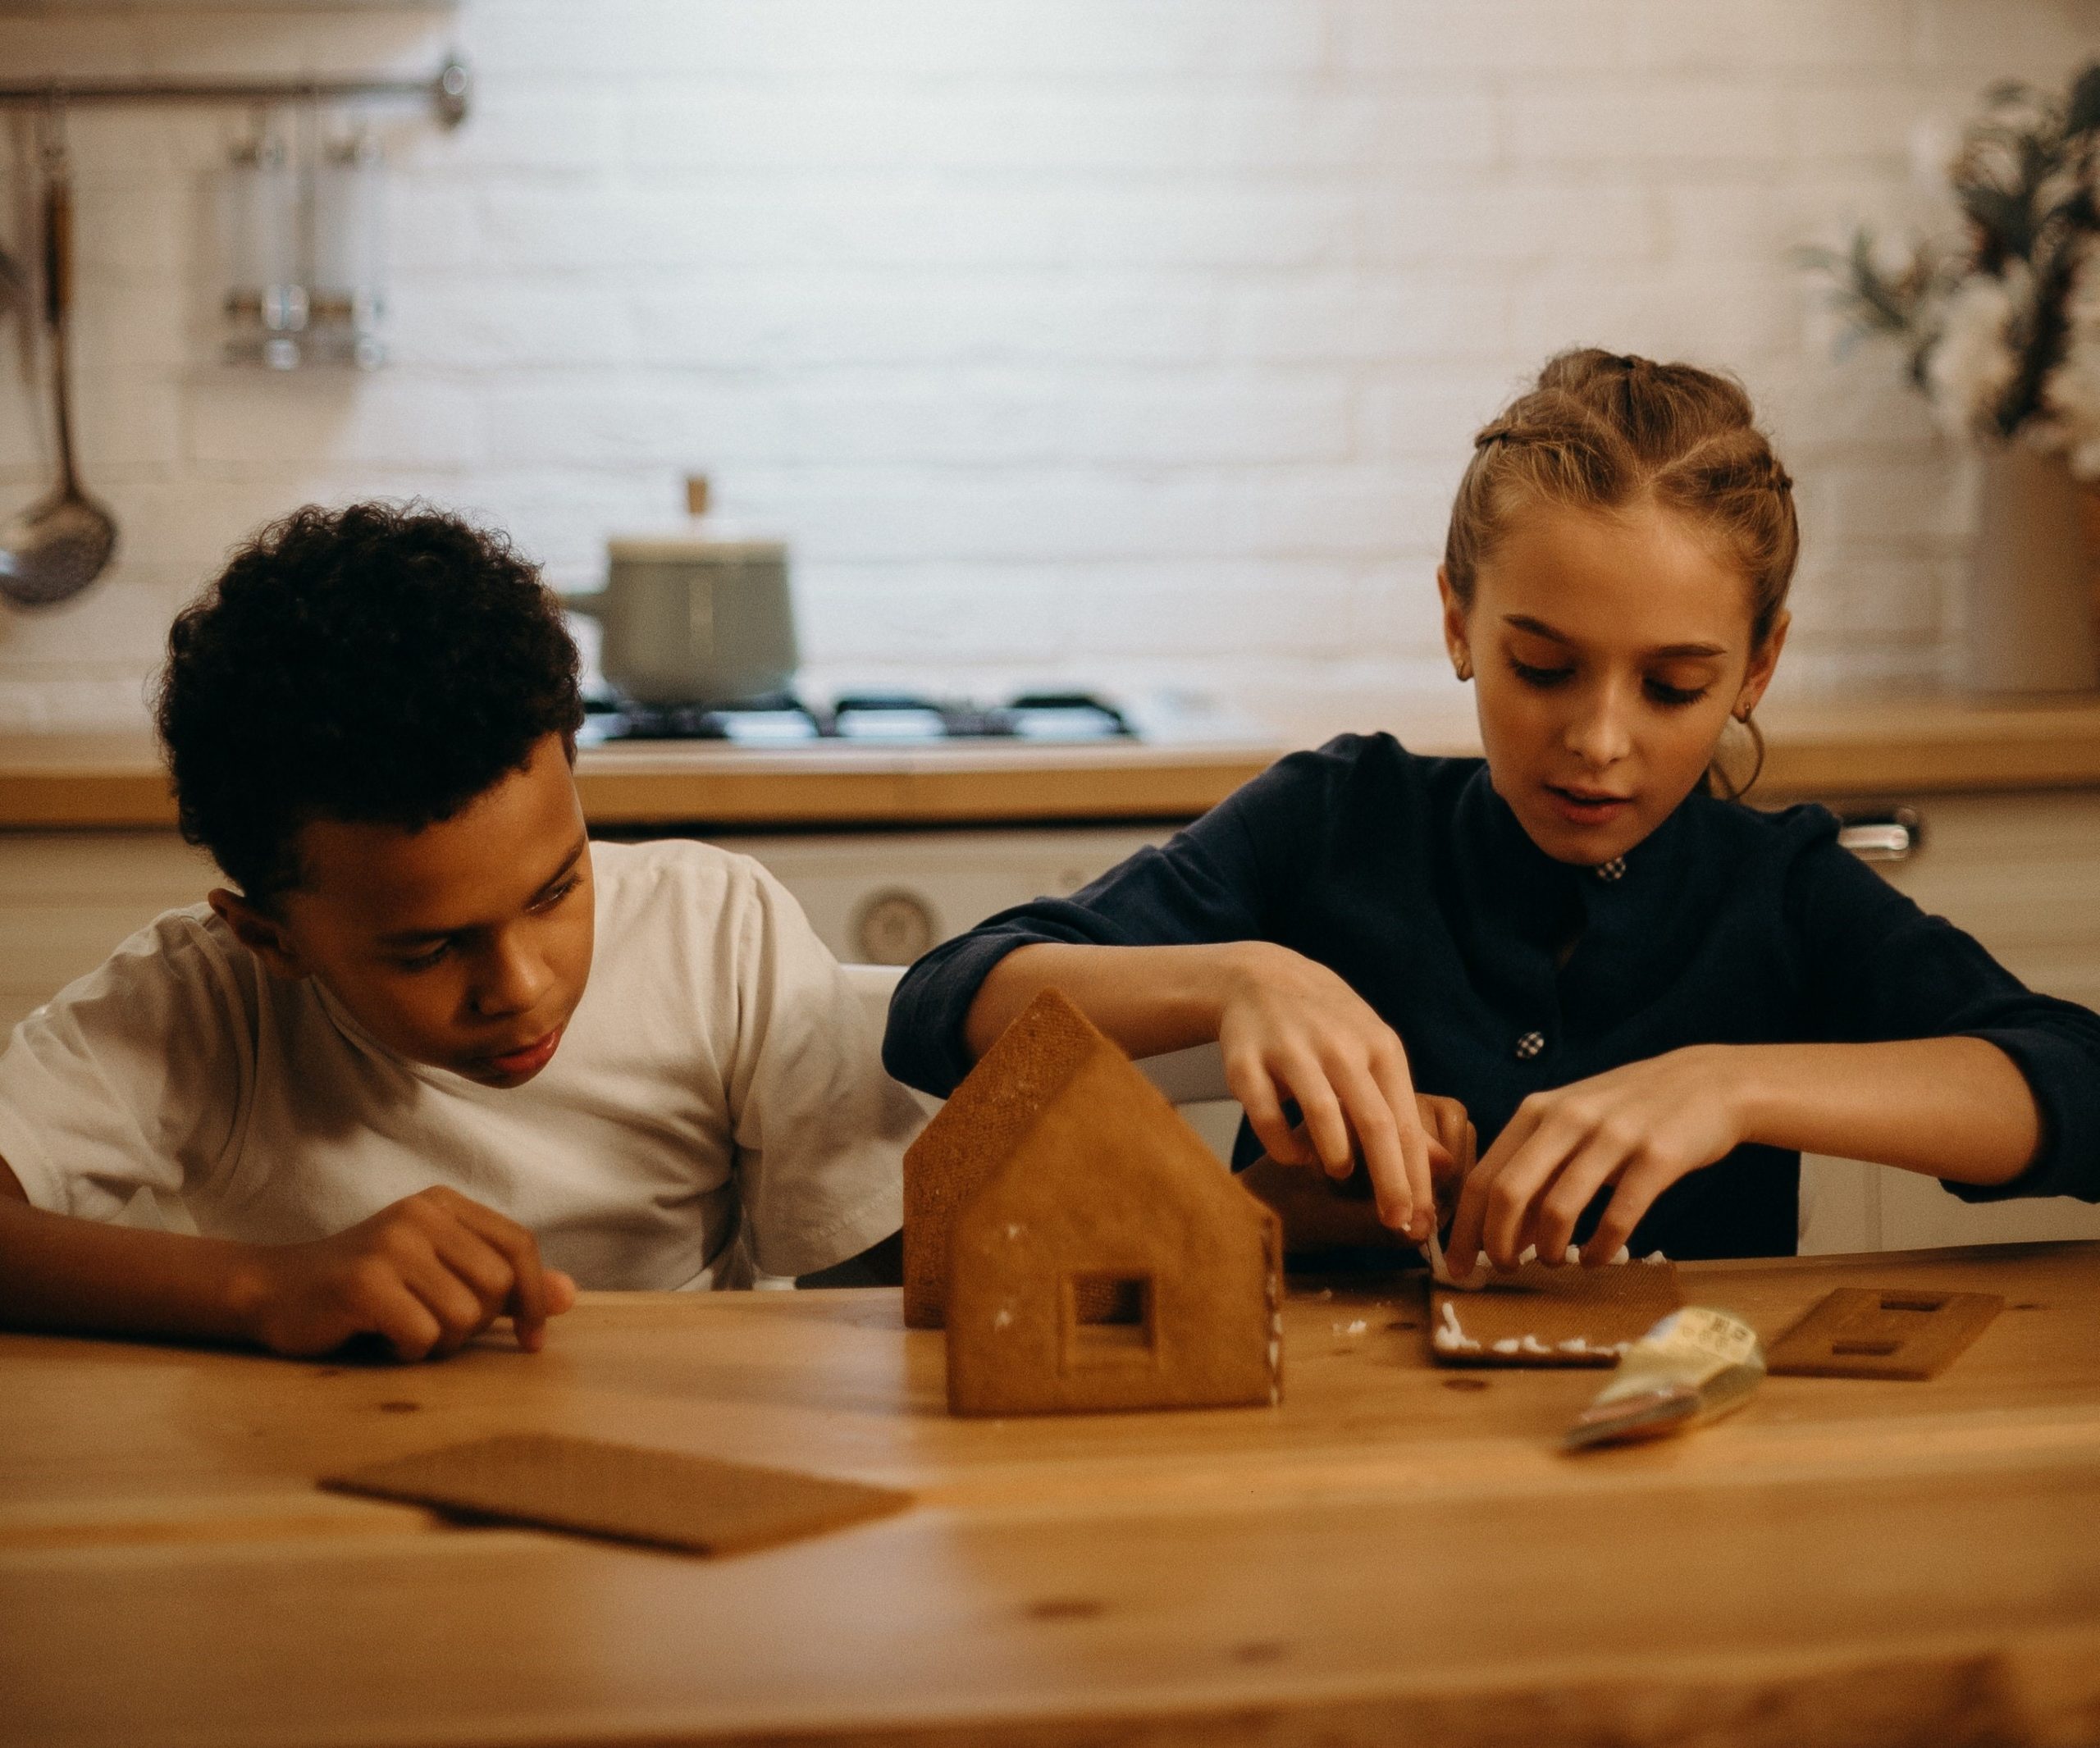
[1836,807,1923,864]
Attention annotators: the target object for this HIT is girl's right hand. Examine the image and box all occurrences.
[1217,942,1447,1239]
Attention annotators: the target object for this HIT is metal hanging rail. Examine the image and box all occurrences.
[0,55,470,127]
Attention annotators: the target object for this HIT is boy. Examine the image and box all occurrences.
[0,503,920,1360]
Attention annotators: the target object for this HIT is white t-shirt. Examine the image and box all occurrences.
[0,840,920,1288]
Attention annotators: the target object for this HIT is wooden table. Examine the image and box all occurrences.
[5,1244,2098,1748]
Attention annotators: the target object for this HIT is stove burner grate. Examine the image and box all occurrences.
[582,691,1133,746]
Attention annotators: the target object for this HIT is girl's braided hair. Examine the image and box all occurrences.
[1445,349,1798,796]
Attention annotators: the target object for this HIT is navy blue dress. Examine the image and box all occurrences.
[883,734,2100,1260]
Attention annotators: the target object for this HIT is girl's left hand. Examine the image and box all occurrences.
[1444,1047,1745,1276]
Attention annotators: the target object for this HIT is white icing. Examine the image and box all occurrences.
[1437,1239,1662,1294]
[1491,1336,1521,1354]
[1436,1300,1480,1350]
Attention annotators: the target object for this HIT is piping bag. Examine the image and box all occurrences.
[1563,1307,1765,1451]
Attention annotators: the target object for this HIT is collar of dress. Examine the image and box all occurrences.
[1450,764,1694,942]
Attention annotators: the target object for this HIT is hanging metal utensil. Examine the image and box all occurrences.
[0,107,116,608]
[0,238,25,321]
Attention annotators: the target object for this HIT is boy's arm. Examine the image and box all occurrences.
[0,1154,259,1343]
[0,1157,573,1358]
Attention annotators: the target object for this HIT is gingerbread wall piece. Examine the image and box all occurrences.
[1765,1286,2004,1380]
[921,990,1284,1417]
[1431,1260,1683,1367]
[902,987,1107,1329]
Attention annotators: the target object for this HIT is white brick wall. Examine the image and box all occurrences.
[0,0,2094,731]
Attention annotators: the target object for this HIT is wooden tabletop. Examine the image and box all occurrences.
[5,693,2100,830]
[5,1241,2097,1748]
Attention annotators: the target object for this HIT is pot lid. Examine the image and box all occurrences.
[607,535,788,563]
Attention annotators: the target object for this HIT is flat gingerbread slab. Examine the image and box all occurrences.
[1765,1286,2003,1380]
[1431,1261,1683,1367]
[323,1433,911,1556]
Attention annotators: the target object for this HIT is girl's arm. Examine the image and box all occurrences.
[1731,1037,2036,1183]
[1448,824,2100,1276]
[966,939,1267,1059]
[1445,1037,2037,1275]
[970,940,1448,1239]
[884,740,1469,1239]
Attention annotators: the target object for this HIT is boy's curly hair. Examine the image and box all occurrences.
[155,502,584,904]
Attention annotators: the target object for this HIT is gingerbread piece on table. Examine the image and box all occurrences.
[323,1433,910,1556]
[906,988,1283,1417]
[1431,1257,1684,1367]
[1765,1286,2003,1380]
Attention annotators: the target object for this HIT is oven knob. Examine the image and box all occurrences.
[853,888,938,965]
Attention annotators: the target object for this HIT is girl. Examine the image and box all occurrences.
[883,349,2100,1275]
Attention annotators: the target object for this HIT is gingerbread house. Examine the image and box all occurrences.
[904,989,1283,1417]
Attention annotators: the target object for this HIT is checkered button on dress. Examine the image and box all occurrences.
[1595,856,1627,883]
[1513,1029,1545,1060]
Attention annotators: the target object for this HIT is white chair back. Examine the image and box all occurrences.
[841,961,907,1034]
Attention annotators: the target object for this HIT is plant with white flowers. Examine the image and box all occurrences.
[1803,65,2100,477]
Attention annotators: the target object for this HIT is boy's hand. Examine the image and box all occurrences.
[234,1187,578,1361]
[1217,944,1445,1239]
[1445,1047,1746,1276]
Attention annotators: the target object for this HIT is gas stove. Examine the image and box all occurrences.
[579,691,1134,747]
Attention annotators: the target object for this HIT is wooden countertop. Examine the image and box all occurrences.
[0,730,1285,831]
[5,694,2100,829]
[4,1241,2096,1748]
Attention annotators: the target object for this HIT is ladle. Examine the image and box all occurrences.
[0,116,116,608]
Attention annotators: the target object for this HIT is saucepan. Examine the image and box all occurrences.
[567,535,799,708]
